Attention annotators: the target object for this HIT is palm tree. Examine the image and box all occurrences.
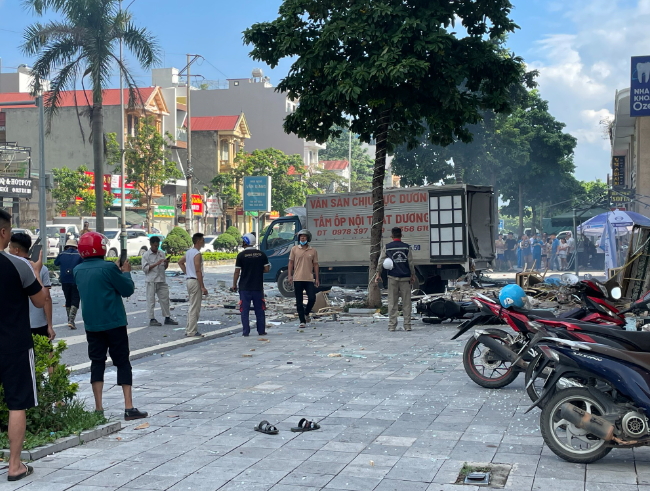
[23,0,159,232]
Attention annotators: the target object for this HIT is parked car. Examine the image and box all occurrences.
[102,229,151,258]
[200,235,220,253]
[45,225,64,257]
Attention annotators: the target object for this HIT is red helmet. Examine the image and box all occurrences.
[78,231,109,258]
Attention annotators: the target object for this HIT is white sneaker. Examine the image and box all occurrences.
[299,323,306,328]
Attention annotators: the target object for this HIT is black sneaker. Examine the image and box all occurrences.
[149,319,162,326]
[124,408,148,421]
[164,317,179,325]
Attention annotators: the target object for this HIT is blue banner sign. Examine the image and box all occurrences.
[631,55,650,117]
[243,176,272,212]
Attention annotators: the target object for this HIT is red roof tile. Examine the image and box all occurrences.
[321,160,349,170]
[191,116,240,131]
[0,88,156,110]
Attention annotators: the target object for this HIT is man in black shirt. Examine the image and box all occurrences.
[0,210,47,481]
[232,233,271,336]
[505,232,517,271]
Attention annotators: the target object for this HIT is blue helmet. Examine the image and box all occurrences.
[499,284,527,309]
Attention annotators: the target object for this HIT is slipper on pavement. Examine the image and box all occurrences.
[291,418,321,432]
[254,420,279,435]
[7,464,33,482]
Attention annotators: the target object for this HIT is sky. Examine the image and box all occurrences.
[1,0,650,182]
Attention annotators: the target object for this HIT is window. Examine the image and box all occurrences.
[221,140,230,161]
[429,193,465,258]
[264,221,295,250]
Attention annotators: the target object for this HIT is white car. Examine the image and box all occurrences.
[103,229,151,258]
[200,235,220,253]
[45,225,65,257]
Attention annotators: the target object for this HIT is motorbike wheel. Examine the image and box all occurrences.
[525,353,549,404]
[540,387,612,464]
[462,328,520,389]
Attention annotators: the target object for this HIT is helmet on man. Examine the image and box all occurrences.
[242,233,256,247]
[297,229,312,242]
[78,231,108,259]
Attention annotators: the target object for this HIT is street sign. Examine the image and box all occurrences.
[0,175,32,198]
[243,176,272,212]
[631,55,650,117]
[499,219,504,230]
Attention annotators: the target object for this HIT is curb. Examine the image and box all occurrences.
[1,421,121,462]
[69,325,242,374]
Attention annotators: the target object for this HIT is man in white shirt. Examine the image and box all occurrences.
[141,236,177,326]
[178,233,207,337]
[566,232,575,268]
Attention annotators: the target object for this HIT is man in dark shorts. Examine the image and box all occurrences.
[9,233,56,344]
[54,238,83,329]
[74,231,147,421]
[0,210,47,481]
[232,233,271,336]
[505,232,517,271]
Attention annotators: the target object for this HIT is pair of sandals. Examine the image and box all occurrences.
[254,418,321,435]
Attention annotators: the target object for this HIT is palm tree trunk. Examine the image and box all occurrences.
[367,108,391,308]
[92,100,105,233]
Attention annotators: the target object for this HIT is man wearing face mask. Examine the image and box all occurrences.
[288,229,319,328]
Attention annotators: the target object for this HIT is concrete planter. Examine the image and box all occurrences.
[1,421,121,461]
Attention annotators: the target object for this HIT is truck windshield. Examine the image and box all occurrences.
[265,222,295,249]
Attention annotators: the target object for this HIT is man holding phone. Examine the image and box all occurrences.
[141,236,177,326]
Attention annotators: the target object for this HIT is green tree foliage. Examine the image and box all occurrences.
[319,127,374,191]
[0,335,106,448]
[52,165,112,216]
[306,169,350,194]
[214,233,238,252]
[109,117,182,233]
[23,0,159,233]
[245,1,526,306]
[233,148,308,215]
[225,225,242,242]
[161,226,192,255]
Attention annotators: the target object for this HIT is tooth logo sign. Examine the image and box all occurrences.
[631,56,650,117]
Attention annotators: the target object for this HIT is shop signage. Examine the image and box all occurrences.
[612,156,625,187]
[154,205,175,218]
[610,188,634,206]
[206,197,222,218]
[182,193,203,215]
[0,175,32,198]
[631,55,650,117]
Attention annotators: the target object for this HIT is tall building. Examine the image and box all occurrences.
[152,67,325,165]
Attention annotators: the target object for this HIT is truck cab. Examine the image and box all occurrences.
[260,216,301,296]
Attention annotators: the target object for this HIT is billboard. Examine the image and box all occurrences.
[0,175,32,198]
[631,55,650,117]
[182,193,203,215]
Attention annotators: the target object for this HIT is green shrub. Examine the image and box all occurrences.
[0,335,107,449]
[161,227,192,255]
[214,233,238,252]
[225,226,242,241]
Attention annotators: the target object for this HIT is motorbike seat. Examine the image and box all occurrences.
[557,307,587,319]
[511,307,556,319]
[602,330,650,353]
[588,346,650,372]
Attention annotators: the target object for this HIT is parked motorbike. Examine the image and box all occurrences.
[457,280,633,390]
[524,290,650,403]
[529,338,650,464]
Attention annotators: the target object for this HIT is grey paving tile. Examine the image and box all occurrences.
[324,474,381,490]
[532,478,585,491]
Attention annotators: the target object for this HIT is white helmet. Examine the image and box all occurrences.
[383,258,394,270]
[242,233,256,247]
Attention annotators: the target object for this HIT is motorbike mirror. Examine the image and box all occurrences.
[610,286,622,300]
[560,273,579,286]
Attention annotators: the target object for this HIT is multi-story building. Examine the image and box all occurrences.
[153,67,325,166]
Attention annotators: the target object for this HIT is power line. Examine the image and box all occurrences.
[198,56,229,80]
[0,28,22,34]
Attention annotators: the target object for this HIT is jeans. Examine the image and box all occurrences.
[239,290,266,335]
[86,326,132,385]
[294,281,316,324]
[550,253,558,270]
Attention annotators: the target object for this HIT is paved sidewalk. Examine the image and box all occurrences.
[2,317,649,491]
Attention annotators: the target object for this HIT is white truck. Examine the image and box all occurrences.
[260,184,496,296]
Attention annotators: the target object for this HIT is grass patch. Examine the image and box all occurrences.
[0,400,108,450]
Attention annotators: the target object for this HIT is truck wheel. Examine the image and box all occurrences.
[277,270,294,298]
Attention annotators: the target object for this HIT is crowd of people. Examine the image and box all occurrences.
[494,231,577,272]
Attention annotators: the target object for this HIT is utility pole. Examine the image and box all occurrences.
[183,54,202,234]
[38,94,46,251]
[119,0,127,264]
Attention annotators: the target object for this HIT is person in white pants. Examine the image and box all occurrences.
[141,236,177,326]
[178,233,207,337]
